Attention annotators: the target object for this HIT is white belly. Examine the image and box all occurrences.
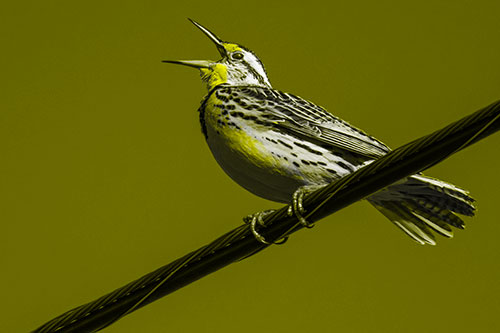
[205,125,307,203]
[204,122,361,203]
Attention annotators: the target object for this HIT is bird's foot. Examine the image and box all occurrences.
[287,184,327,228]
[244,209,287,245]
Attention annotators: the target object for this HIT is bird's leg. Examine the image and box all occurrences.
[288,184,327,228]
[244,209,276,244]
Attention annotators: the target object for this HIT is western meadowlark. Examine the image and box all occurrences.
[164,19,475,245]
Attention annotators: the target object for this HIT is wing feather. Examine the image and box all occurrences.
[234,86,390,159]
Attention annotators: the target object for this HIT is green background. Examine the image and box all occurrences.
[2,1,500,332]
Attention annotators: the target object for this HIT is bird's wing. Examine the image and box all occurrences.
[234,86,391,159]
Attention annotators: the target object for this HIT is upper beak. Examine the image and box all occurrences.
[162,19,227,67]
[188,18,227,57]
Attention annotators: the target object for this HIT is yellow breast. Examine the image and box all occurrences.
[203,92,282,172]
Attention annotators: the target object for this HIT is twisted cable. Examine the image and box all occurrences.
[34,99,500,332]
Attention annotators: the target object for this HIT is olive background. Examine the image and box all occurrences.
[2,1,500,332]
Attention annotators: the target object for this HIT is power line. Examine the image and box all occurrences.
[33,99,500,332]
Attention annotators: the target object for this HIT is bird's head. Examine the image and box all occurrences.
[163,19,272,91]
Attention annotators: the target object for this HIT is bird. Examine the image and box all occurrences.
[163,19,476,245]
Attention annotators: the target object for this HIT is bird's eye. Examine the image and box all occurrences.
[231,52,244,60]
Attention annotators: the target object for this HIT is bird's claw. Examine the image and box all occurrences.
[288,185,326,228]
[244,210,288,245]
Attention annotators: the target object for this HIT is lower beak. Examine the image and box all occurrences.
[162,60,212,69]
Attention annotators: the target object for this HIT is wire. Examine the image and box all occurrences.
[33,99,500,332]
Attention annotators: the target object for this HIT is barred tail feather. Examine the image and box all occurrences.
[405,174,475,216]
[368,174,476,245]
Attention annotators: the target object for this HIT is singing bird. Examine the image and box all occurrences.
[164,19,475,245]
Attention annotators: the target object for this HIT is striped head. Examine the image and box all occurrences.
[163,19,272,91]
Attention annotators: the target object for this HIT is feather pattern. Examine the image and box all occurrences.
[215,85,391,158]
[199,85,475,245]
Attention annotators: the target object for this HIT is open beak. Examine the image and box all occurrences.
[162,19,227,68]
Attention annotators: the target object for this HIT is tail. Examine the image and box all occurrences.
[368,174,476,245]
